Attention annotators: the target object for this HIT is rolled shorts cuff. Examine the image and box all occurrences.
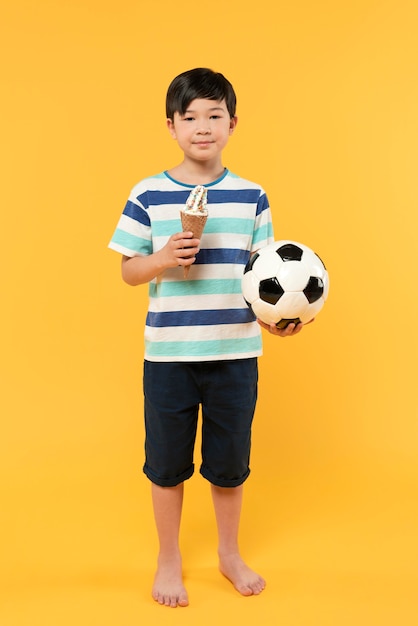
[200,464,251,488]
[143,462,194,487]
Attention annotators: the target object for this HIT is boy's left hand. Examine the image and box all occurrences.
[257,319,314,337]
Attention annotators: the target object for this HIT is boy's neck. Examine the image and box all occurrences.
[167,159,226,185]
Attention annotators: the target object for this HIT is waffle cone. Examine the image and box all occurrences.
[180,211,208,278]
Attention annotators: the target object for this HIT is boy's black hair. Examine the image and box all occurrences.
[166,68,237,119]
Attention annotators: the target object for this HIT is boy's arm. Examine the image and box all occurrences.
[121,231,200,286]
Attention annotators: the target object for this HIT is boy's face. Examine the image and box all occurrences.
[167,98,237,162]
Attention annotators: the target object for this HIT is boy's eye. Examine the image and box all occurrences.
[183,117,194,121]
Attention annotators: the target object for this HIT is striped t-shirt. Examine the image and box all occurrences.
[108,169,274,362]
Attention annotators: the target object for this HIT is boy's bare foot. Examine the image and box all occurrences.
[219,553,266,596]
[152,556,189,608]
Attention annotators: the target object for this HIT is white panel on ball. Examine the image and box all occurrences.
[277,261,311,292]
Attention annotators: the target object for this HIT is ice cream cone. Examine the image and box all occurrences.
[180,185,208,278]
[180,211,208,278]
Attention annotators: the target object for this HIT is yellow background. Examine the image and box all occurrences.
[1,1,417,624]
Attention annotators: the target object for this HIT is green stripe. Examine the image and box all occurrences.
[149,278,243,298]
[152,220,181,236]
[145,336,262,358]
[152,217,255,237]
[203,217,254,235]
[253,223,274,245]
[111,228,150,253]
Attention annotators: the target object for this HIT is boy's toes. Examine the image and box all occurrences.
[236,583,253,596]
[251,578,266,595]
[178,592,189,607]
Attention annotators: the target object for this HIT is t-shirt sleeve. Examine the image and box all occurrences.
[251,190,275,252]
[108,186,153,257]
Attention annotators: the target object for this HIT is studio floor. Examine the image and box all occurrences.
[1,464,417,626]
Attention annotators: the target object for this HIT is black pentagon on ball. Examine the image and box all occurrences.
[276,317,301,329]
[259,277,285,305]
[243,252,259,274]
[276,243,303,262]
[303,276,324,303]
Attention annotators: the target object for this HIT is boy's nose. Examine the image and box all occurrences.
[197,127,211,134]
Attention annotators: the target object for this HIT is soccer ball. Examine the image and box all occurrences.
[242,240,329,328]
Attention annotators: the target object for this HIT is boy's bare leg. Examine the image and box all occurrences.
[151,482,189,608]
[211,484,266,596]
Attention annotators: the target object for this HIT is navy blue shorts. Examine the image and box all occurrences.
[143,358,258,488]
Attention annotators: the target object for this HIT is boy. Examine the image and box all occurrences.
[108,68,305,608]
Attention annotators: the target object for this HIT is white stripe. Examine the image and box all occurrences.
[145,323,260,342]
[152,233,254,253]
[146,350,262,363]
[117,213,146,236]
[108,241,141,257]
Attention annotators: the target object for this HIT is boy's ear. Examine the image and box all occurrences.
[167,118,176,139]
[229,116,238,134]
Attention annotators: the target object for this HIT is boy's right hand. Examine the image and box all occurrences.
[121,232,201,286]
[160,231,201,270]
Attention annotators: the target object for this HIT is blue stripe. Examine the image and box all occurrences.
[194,248,250,265]
[136,188,262,208]
[123,200,150,225]
[208,189,262,204]
[256,193,269,215]
[143,190,193,205]
[145,336,262,358]
[149,278,243,298]
[146,308,254,327]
